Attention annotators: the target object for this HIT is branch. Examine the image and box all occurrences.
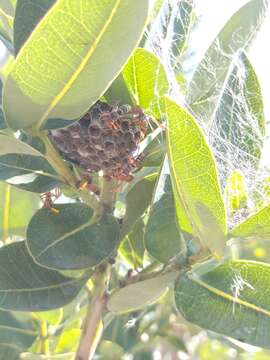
[75,264,110,360]
[76,169,117,360]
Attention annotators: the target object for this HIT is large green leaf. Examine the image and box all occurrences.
[0,154,57,180]
[0,241,88,311]
[108,271,178,314]
[175,260,270,348]
[188,0,268,123]
[121,173,157,239]
[144,158,186,263]
[0,135,61,192]
[0,134,42,156]
[27,203,120,270]
[104,73,134,106]
[119,219,145,269]
[212,51,265,177]
[0,0,16,16]
[12,174,60,193]
[0,153,61,193]
[122,48,169,112]
[0,183,39,240]
[14,0,56,56]
[55,328,80,354]
[0,344,21,360]
[4,0,150,130]
[0,311,37,349]
[230,204,270,239]
[165,97,226,257]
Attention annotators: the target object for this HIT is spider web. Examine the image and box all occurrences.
[145,0,269,227]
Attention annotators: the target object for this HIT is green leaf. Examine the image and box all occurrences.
[14,0,56,56]
[103,314,138,351]
[4,0,150,130]
[0,0,16,16]
[175,260,270,348]
[0,241,88,311]
[0,134,61,192]
[141,132,165,167]
[165,97,227,257]
[230,204,270,239]
[98,340,124,359]
[44,118,77,130]
[104,73,134,106]
[0,183,39,240]
[27,203,120,270]
[0,134,42,156]
[0,3,13,50]
[122,48,169,112]
[120,219,145,269]
[144,159,186,263]
[121,173,157,239]
[225,170,248,213]
[33,308,63,326]
[0,344,21,360]
[0,110,6,130]
[0,153,61,193]
[55,328,80,353]
[12,174,60,193]
[0,154,57,180]
[212,51,265,174]
[188,0,268,122]
[0,310,37,349]
[108,271,178,314]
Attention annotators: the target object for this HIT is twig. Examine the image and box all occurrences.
[75,264,110,360]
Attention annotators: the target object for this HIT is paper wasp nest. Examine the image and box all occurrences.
[49,101,148,181]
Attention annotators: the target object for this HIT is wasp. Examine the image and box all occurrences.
[40,188,61,213]
[76,175,100,196]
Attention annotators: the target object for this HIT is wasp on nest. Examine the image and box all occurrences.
[49,101,149,191]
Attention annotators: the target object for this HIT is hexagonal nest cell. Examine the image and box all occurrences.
[49,101,149,181]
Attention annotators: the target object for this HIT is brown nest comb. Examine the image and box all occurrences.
[49,101,148,182]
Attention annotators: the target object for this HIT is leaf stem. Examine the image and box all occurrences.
[38,132,77,187]
[40,320,50,355]
[100,177,118,214]
[79,188,103,220]
[75,264,111,360]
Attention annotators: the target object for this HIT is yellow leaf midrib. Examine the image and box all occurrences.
[191,273,270,317]
[32,0,122,128]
